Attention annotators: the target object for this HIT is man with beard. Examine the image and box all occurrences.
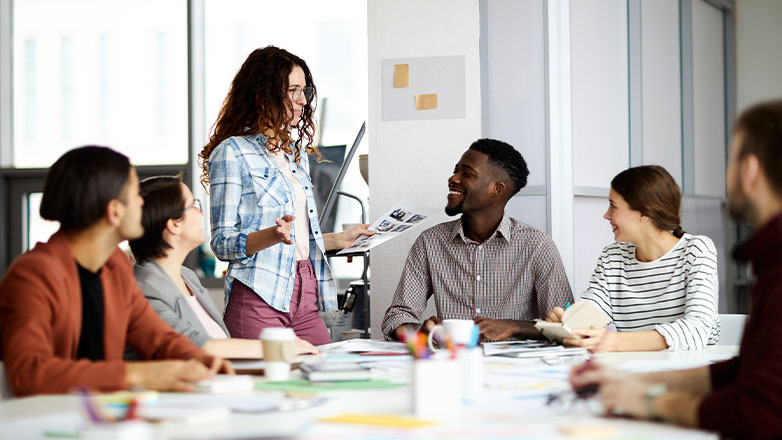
[569,100,782,439]
[382,138,573,341]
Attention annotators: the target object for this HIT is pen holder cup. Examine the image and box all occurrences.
[412,358,463,420]
[459,347,483,401]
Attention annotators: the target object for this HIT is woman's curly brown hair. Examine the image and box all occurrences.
[199,46,320,189]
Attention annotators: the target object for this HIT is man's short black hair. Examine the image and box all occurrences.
[40,146,131,231]
[469,138,529,196]
[129,176,186,264]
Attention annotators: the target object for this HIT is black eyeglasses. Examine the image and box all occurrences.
[289,85,315,103]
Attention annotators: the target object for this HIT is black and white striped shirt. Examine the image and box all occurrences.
[581,234,720,350]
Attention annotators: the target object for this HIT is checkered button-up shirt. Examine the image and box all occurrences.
[208,134,336,313]
[381,214,573,339]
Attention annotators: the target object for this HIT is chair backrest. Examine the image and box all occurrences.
[718,314,748,346]
[0,361,13,400]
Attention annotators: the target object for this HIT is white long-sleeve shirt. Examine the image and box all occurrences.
[581,234,720,350]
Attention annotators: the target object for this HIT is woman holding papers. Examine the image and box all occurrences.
[129,176,318,358]
[198,46,372,344]
[546,165,720,351]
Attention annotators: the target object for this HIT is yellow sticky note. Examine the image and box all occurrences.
[415,93,438,110]
[319,413,439,429]
[394,64,409,87]
[559,424,618,437]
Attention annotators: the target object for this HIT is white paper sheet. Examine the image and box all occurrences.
[317,339,410,354]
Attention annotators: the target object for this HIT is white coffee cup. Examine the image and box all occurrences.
[260,327,297,381]
[427,319,477,351]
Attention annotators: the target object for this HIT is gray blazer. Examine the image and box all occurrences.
[134,261,230,347]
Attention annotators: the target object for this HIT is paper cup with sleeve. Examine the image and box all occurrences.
[260,328,298,381]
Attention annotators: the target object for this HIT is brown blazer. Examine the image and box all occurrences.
[0,231,205,397]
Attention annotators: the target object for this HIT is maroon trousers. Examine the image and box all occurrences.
[223,259,331,346]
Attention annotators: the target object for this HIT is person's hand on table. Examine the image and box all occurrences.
[474,317,523,341]
[125,356,232,392]
[569,361,649,418]
[274,215,295,245]
[420,316,442,334]
[545,306,565,323]
[563,328,618,352]
[296,337,320,354]
[196,353,234,374]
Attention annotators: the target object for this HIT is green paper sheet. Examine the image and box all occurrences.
[255,379,404,393]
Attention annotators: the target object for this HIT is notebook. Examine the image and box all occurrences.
[300,362,372,382]
[534,301,610,343]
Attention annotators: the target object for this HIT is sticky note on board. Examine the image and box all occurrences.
[415,93,438,110]
[394,64,409,87]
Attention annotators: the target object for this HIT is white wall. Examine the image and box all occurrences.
[367,0,482,338]
[692,0,726,198]
[641,0,682,184]
[735,0,782,111]
[570,0,629,297]
[570,0,629,189]
[482,0,546,188]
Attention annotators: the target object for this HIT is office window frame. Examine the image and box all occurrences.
[0,0,201,271]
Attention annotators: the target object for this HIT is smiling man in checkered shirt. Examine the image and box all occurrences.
[382,138,573,341]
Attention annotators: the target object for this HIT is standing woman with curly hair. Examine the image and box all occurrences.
[199,46,371,345]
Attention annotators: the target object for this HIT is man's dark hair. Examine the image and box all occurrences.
[40,146,131,231]
[734,100,782,196]
[469,138,529,196]
[128,176,186,264]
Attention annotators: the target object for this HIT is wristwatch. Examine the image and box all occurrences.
[644,383,667,421]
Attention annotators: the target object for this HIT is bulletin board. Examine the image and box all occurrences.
[381,55,466,121]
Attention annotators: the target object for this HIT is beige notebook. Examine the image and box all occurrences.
[535,301,611,343]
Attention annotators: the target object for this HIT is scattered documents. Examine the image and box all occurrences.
[483,340,562,356]
[301,362,372,382]
[318,339,410,354]
[194,374,255,394]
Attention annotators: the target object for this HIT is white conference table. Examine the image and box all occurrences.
[0,345,739,439]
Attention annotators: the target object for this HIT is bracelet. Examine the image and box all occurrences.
[644,383,667,421]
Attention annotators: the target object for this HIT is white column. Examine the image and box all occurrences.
[544,0,575,291]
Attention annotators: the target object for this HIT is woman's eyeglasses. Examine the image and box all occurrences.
[289,85,315,103]
[185,198,202,213]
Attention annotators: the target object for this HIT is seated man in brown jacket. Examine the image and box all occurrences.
[0,146,233,397]
[569,100,782,439]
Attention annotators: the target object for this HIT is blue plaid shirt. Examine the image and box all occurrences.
[207,134,337,313]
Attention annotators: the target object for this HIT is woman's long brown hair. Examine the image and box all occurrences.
[199,46,320,189]
[611,165,685,238]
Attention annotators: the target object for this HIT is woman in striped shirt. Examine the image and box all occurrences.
[547,165,720,351]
